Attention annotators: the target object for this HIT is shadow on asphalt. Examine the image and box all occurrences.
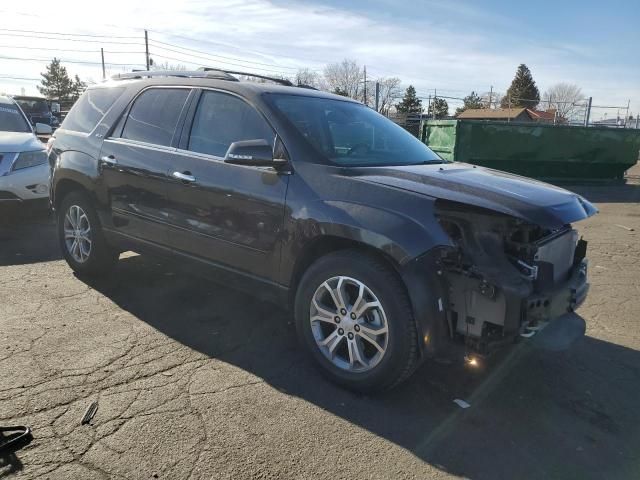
[0,208,59,267]
[2,202,639,479]
[74,254,640,480]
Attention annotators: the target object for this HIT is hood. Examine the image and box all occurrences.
[350,162,597,228]
[0,131,42,153]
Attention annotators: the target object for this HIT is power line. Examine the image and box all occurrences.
[0,32,142,45]
[0,44,144,54]
[0,54,145,67]
[148,39,299,71]
[149,51,295,75]
[0,75,40,81]
[0,27,140,39]
[147,28,328,67]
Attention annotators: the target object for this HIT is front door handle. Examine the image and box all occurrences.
[100,155,117,166]
[172,171,196,183]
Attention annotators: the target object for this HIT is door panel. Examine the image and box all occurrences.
[98,87,191,245]
[166,153,288,279]
[99,139,175,243]
[165,89,288,281]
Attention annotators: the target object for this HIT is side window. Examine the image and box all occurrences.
[188,91,274,158]
[121,88,190,147]
[62,87,125,133]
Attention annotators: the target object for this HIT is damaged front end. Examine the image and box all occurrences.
[435,200,590,357]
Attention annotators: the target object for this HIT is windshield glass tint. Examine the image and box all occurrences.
[268,94,443,166]
[0,104,31,132]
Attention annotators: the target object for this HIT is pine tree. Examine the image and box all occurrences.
[38,58,74,100]
[70,75,87,101]
[428,98,449,118]
[396,85,422,113]
[455,91,484,115]
[501,64,540,109]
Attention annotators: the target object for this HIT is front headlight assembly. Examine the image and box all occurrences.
[12,150,48,171]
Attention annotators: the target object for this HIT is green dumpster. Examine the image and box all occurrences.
[421,120,640,181]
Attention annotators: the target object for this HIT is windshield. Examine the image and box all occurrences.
[267,94,444,167]
[15,99,49,114]
[0,104,32,133]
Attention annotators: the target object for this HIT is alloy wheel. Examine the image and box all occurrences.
[309,276,389,373]
[63,205,92,263]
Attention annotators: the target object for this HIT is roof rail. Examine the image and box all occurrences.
[110,70,238,81]
[198,68,293,86]
[110,68,295,87]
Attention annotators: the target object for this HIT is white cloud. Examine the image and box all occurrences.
[1,0,637,117]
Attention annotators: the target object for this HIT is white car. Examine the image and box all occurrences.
[0,95,52,208]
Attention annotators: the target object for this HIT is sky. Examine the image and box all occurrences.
[1,0,638,120]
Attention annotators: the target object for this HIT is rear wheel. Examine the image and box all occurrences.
[295,250,419,392]
[57,191,118,275]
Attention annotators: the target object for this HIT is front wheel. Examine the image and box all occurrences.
[295,250,419,392]
[57,191,118,275]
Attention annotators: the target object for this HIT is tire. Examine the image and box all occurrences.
[57,191,118,276]
[295,249,419,392]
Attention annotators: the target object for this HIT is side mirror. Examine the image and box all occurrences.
[224,139,288,169]
[35,123,52,135]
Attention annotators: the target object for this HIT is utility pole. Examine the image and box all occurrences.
[374,81,380,112]
[363,65,367,106]
[625,99,630,128]
[488,85,493,109]
[584,96,592,127]
[101,48,106,80]
[144,30,150,71]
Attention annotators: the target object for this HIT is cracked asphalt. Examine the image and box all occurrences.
[1,168,639,479]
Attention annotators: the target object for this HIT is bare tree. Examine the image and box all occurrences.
[323,59,363,100]
[295,68,323,89]
[480,90,503,109]
[151,61,187,71]
[376,77,402,115]
[543,83,584,121]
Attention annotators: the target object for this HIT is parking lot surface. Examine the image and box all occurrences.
[1,171,639,479]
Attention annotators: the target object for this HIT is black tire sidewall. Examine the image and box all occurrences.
[57,192,115,275]
[295,251,416,391]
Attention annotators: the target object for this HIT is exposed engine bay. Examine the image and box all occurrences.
[435,200,589,356]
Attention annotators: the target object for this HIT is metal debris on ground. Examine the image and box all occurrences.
[81,401,99,425]
[0,425,33,452]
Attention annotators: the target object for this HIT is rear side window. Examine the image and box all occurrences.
[62,87,125,133]
[122,88,189,147]
[188,90,274,157]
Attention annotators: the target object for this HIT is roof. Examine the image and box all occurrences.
[456,108,528,119]
[97,75,358,103]
[527,109,556,120]
[0,95,16,105]
[12,95,47,101]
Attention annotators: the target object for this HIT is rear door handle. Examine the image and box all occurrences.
[172,171,196,183]
[100,155,117,166]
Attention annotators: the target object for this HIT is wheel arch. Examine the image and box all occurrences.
[288,235,452,359]
[288,235,404,305]
[53,177,91,211]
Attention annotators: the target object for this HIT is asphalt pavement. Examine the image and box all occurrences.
[1,172,639,479]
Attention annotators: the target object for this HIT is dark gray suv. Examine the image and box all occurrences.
[49,70,596,391]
